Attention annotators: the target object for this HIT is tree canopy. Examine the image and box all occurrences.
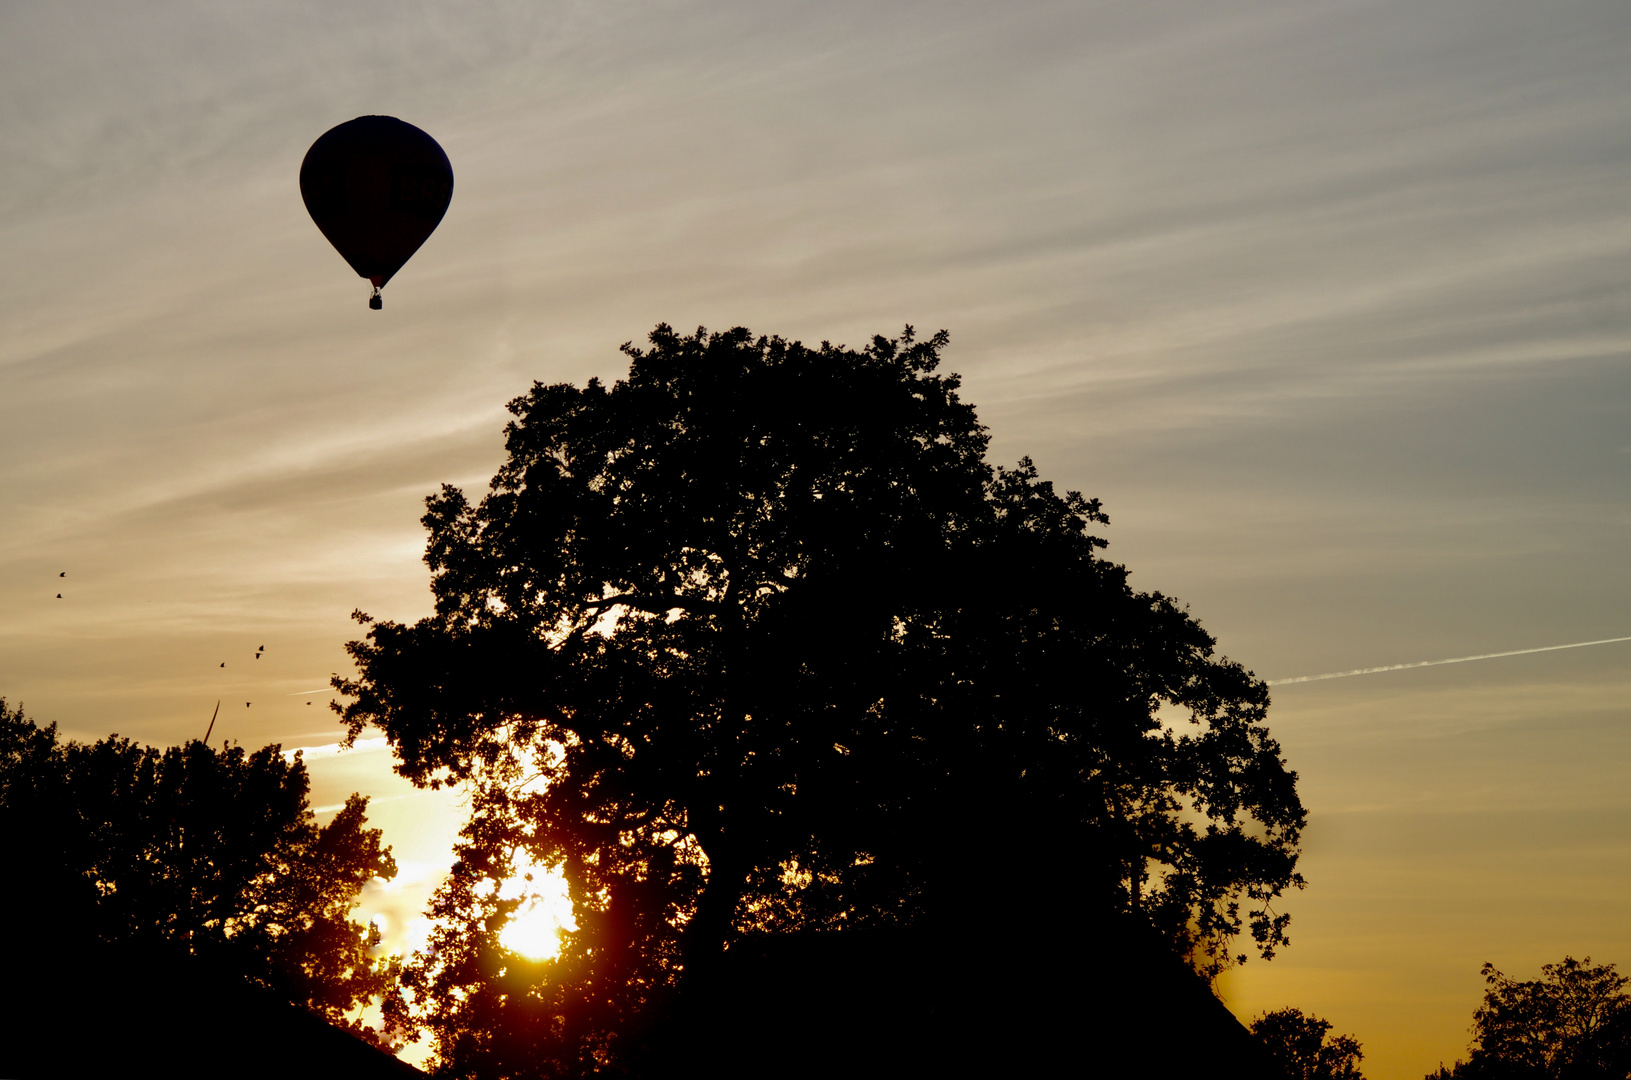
[1252,1007,1367,1080]
[1430,957,1631,1080]
[0,697,402,1045]
[338,324,1306,1076]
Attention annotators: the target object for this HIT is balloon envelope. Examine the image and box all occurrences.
[299,116,453,291]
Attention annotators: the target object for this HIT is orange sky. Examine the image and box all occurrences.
[3,3,1631,1075]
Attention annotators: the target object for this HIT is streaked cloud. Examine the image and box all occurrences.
[3,2,1629,1075]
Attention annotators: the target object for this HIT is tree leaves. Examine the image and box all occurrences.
[1252,1008,1367,1080]
[0,699,402,1046]
[1438,956,1631,1079]
[340,324,1307,1076]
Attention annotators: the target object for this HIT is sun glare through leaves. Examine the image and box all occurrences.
[497,860,576,960]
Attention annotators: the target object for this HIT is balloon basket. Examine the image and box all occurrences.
[369,289,382,310]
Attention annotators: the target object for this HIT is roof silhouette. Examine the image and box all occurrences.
[1,864,422,1079]
[629,911,1283,1079]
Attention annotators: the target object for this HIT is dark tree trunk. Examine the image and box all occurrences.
[680,845,747,985]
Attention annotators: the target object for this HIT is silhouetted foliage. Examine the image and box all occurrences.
[1428,957,1631,1080]
[1253,1007,1366,1079]
[0,697,403,1046]
[338,324,1306,1076]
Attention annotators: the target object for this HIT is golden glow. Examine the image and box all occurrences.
[498,862,577,961]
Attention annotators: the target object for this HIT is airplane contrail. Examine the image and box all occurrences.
[1267,635,1631,686]
[280,737,389,762]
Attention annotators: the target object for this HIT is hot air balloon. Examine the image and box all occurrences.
[300,116,454,310]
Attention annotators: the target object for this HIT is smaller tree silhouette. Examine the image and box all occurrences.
[1430,956,1631,1079]
[1252,1007,1366,1080]
[0,698,403,1045]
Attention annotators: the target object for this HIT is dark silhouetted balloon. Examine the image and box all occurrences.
[299,116,454,310]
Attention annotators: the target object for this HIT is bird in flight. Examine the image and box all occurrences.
[56,593,62,599]
[59,572,65,578]
[245,702,252,708]
[220,662,225,668]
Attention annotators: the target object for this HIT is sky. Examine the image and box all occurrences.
[2,0,1629,1074]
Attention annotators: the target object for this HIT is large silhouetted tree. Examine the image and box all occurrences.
[338,324,1306,1076]
[0,698,402,1045]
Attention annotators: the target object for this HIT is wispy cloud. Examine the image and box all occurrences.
[6,4,1631,1074]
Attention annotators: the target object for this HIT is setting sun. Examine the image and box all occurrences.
[498,866,577,961]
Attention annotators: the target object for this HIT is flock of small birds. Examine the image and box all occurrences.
[51,571,331,745]
[237,648,265,710]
